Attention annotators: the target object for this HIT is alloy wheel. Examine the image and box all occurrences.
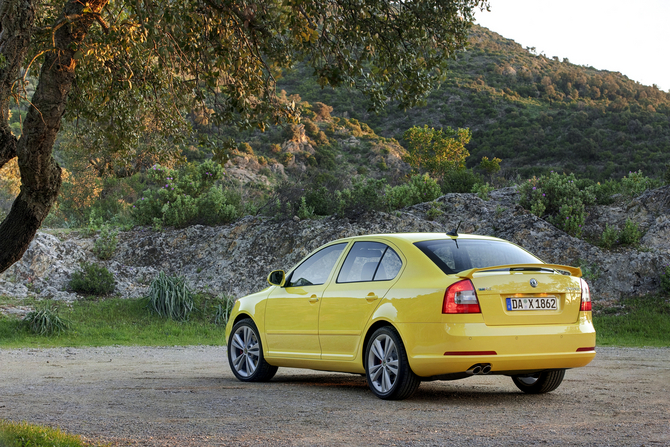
[367,334,399,394]
[230,325,260,378]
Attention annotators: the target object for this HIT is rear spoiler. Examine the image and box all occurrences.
[456,264,582,279]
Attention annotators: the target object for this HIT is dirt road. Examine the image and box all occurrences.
[1,346,668,446]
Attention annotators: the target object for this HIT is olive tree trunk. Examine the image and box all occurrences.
[0,0,108,273]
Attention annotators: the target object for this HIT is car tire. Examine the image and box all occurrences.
[365,326,420,400]
[228,318,278,382]
[511,369,565,394]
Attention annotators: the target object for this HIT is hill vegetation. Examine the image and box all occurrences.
[1,26,669,232]
[278,25,670,181]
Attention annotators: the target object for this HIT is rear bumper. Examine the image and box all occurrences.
[396,316,596,377]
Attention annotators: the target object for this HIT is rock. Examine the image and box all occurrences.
[1,188,669,303]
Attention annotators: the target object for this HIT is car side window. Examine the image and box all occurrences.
[374,247,402,281]
[337,241,402,283]
[287,243,347,287]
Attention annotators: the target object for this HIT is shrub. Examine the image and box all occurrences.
[239,142,254,154]
[386,173,441,210]
[93,225,119,260]
[620,170,662,198]
[472,182,494,200]
[600,224,618,249]
[600,219,643,249]
[312,102,333,121]
[479,156,502,176]
[441,168,481,193]
[270,143,282,154]
[197,185,240,225]
[69,262,115,295]
[518,172,595,237]
[426,202,443,221]
[23,303,70,336]
[618,218,642,246]
[297,196,315,220]
[338,177,388,217]
[591,179,621,205]
[146,271,195,321]
[303,119,320,137]
[132,161,235,228]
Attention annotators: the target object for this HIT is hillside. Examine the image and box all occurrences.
[2,186,669,304]
[277,25,670,181]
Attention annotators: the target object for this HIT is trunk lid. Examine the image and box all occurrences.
[459,265,583,326]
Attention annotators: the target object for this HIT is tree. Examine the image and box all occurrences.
[0,0,488,273]
[402,125,471,178]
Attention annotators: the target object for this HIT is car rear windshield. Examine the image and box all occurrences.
[414,239,543,275]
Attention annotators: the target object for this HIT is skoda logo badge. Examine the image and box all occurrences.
[530,278,538,288]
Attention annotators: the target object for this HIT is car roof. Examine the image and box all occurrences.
[332,233,504,244]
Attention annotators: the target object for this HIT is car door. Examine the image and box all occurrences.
[264,242,348,359]
[319,241,404,361]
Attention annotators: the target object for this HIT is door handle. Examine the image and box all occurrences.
[309,295,319,303]
[366,293,378,302]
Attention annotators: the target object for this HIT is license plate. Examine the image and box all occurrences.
[506,297,558,311]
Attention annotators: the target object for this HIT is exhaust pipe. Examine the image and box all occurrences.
[467,364,483,375]
[466,363,492,375]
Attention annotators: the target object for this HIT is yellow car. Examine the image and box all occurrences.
[225,232,595,400]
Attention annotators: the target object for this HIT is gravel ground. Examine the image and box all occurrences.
[1,346,669,446]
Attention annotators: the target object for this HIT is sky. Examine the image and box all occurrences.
[475,0,670,92]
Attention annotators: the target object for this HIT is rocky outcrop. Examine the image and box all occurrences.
[1,188,669,306]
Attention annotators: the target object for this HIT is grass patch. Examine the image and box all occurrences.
[0,420,102,447]
[594,295,670,347]
[0,295,231,349]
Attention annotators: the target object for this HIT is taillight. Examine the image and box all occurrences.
[580,278,592,311]
[443,279,481,314]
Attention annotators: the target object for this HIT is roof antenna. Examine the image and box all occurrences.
[447,221,462,237]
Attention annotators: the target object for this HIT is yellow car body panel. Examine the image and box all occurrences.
[225,233,596,380]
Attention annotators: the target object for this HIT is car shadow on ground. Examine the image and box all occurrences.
[222,372,548,402]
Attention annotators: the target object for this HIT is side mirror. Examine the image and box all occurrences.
[267,270,286,287]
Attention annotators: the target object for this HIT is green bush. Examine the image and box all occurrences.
[146,271,195,321]
[519,172,595,237]
[23,303,71,336]
[305,185,338,215]
[600,224,618,249]
[441,168,481,193]
[472,182,494,200]
[386,173,442,210]
[198,185,240,225]
[620,170,662,198]
[132,161,243,228]
[600,219,643,249]
[591,179,621,205]
[337,177,388,217]
[93,225,119,260]
[69,262,115,295]
[426,202,443,220]
[618,218,642,246]
[297,196,316,219]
